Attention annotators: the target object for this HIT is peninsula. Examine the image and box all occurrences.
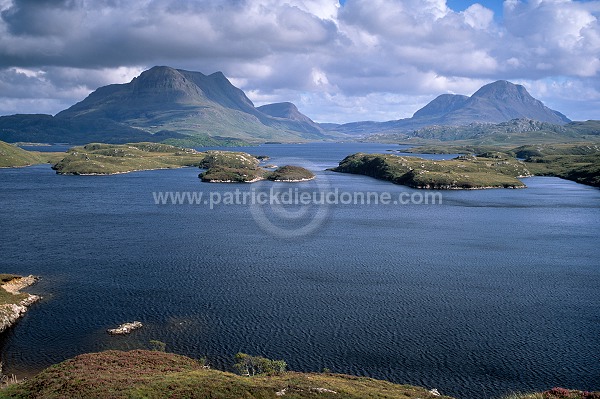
[0,140,62,168]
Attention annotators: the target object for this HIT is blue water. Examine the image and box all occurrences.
[0,143,599,398]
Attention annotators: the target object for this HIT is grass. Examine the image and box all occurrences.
[332,153,530,189]
[52,143,208,175]
[0,350,454,399]
[266,165,315,181]
[388,143,600,188]
[0,141,63,168]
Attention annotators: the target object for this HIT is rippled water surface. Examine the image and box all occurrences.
[1,143,599,399]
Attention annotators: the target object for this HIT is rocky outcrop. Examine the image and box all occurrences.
[107,321,143,335]
[0,275,41,334]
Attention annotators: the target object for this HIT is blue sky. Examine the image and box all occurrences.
[0,0,599,123]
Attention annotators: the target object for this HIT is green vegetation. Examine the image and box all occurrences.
[0,276,28,306]
[148,340,167,353]
[0,140,62,168]
[199,150,315,183]
[396,143,600,188]
[502,388,600,399]
[0,350,453,399]
[162,134,250,148]
[199,150,265,182]
[332,153,529,189]
[266,165,315,181]
[234,352,287,376]
[52,143,207,175]
[199,150,261,169]
[363,119,600,146]
[200,166,265,183]
[510,144,600,187]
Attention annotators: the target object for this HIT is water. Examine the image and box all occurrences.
[0,143,598,398]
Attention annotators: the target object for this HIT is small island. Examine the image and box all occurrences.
[266,165,315,182]
[331,153,530,189]
[199,150,314,183]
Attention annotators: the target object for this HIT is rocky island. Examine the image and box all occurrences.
[331,153,530,189]
[199,150,315,183]
[266,165,315,182]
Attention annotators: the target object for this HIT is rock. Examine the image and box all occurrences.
[107,321,143,335]
[429,388,441,396]
[0,275,41,334]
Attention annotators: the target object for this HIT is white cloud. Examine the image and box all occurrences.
[0,0,599,122]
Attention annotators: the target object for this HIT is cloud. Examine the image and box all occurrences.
[0,0,599,122]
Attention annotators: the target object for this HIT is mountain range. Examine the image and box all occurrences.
[0,66,584,145]
[323,80,571,136]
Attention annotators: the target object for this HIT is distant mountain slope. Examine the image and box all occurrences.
[0,66,329,145]
[256,102,326,135]
[326,80,571,136]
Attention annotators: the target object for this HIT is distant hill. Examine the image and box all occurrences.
[0,66,329,145]
[325,80,571,136]
[364,118,600,146]
[256,102,323,135]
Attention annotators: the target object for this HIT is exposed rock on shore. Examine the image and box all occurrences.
[0,275,41,334]
[107,321,143,335]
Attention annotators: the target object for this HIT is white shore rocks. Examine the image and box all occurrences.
[0,275,41,334]
[107,321,143,335]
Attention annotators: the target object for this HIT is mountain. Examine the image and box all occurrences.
[325,80,571,136]
[0,66,328,145]
[256,102,324,135]
[412,94,469,119]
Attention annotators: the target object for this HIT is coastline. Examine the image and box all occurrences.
[0,275,41,334]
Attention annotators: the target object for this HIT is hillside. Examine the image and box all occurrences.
[363,118,600,146]
[326,81,571,136]
[0,67,329,145]
[0,350,453,399]
[0,140,63,167]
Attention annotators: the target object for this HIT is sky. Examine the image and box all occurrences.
[0,0,599,123]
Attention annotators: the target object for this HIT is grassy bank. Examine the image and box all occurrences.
[0,350,452,399]
[0,141,63,168]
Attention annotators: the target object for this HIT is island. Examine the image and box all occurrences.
[51,143,207,175]
[199,150,315,183]
[331,153,530,189]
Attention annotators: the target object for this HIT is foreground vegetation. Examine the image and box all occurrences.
[0,350,453,399]
[332,153,530,189]
[0,141,62,168]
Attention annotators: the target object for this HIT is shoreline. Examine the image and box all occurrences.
[0,275,41,334]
